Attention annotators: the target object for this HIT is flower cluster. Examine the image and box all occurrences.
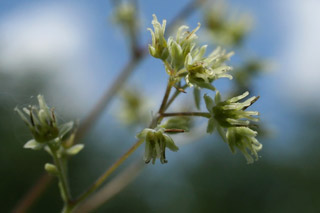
[185,46,233,90]
[148,14,233,91]
[204,91,262,163]
[136,128,179,164]
[144,14,262,164]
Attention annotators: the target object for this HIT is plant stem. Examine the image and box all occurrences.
[49,146,73,209]
[158,80,174,114]
[76,159,144,213]
[161,112,211,118]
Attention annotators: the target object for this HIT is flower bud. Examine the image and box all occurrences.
[148,14,168,60]
[15,95,59,143]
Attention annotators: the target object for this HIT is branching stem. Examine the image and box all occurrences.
[161,112,211,118]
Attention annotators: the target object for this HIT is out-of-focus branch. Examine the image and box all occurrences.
[12,173,53,213]
[75,55,144,142]
[75,159,145,213]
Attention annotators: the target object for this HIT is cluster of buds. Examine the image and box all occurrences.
[136,128,179,164]
[148,15,233,90]
[204,91,261,163]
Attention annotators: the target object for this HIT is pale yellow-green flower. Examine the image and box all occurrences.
[185,46,233,90]
[226,127,262,163]
[147,14,168,60]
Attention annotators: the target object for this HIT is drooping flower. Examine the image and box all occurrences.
[136,128,179,164]
[226,127,262,163]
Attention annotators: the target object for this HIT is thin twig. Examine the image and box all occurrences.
[75,56,144,142]
[158,80,173,114]
[161,112,211,118]
[72,139,144,206]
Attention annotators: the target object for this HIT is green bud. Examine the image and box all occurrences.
[15,95,59,143]
[65,144,84,156]
[44,163,59,176]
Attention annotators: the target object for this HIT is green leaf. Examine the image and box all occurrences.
[65,144,84,156]
[23,139,44,150]
[193,87,201,110]
[44,163,59,176]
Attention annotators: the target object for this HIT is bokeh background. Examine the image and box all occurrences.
[1,0,320,212]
